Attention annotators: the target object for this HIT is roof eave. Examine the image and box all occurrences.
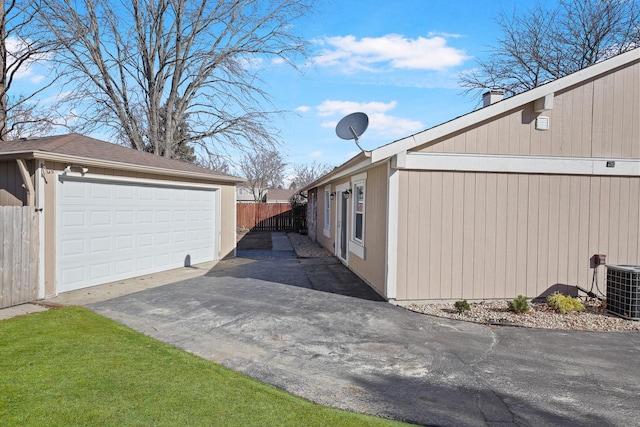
[301,151,373,192]
[0,150,245,183]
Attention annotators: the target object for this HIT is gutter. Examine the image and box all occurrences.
[0,150,245,184]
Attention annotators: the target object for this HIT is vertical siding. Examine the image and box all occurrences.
[346,163,388,296]
[396,171,409,300]
[395,170,640,301]
[315,184,335,253]
[417,59,639,159]
[0,160,28,206]
[307,188,317,241]
[219,185,236,259]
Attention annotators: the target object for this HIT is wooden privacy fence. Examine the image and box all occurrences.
[1,207,39,308]
[237,203,306,231]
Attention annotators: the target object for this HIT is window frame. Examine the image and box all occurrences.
[352,180,365,244]
[348,172,367,259]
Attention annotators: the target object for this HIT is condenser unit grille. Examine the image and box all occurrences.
[606,265,640,320]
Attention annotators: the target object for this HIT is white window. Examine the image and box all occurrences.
[323,187,331,237]
[352,181,365,243]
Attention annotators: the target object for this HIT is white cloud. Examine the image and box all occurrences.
[427,31,464,39]
[6,37,51,81]
[295,105,311,112]
[313,34,469,73]
[316,99,397,117]
[367,112,423,139]
[308,150,323,158]
[30,74,46,84]
[315,99,423,141]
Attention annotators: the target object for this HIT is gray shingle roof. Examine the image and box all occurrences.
[0,133,242,182]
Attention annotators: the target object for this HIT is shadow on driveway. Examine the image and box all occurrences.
[88,250,640,426]
[211,249,385,302]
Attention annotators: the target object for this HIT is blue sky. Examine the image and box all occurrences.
[266,0,539,170]
[10,1,551,176]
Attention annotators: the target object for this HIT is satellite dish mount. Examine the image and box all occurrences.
[336,112,369,153]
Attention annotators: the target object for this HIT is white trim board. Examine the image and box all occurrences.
[57,171,224,190]
[393,152,640,176]
[385,166,399,300]
[349,241,365,259]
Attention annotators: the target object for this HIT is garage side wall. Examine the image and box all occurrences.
[0,160,28,206]
[41,161,237,296]
[219,184,236,258]
[395,169,640,302]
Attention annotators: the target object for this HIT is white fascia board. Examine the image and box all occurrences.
[308,157,373,189]
[2,150,244,183]
[396,152,640,176]
[58,171,225,189]
[372,48,640,163]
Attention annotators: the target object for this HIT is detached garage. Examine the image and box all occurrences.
[0,134,242,299]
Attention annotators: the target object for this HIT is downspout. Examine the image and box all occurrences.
[16,159,35,206]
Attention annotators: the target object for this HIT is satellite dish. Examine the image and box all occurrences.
[336,112,369,152]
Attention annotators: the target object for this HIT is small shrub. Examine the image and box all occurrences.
[547,292,585,314]
[508,295,530,313]
[454,300,471,313]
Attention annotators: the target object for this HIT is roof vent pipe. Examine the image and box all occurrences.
[482,89,505,107]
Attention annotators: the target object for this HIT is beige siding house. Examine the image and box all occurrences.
[304,48,640,304]
[0,134,242,300]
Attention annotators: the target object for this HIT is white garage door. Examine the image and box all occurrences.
[56,177,217,293]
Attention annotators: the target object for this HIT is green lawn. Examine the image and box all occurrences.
[0,307,409,426]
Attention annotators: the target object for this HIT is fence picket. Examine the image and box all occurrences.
[0,206,39,308]
[236,203,306,231]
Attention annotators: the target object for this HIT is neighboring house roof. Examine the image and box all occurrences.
[266,188,296,202]
[0,133,244,183]
[236,185,257,202]
[303,47,640,190]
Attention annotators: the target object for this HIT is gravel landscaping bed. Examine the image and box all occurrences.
[285,232,639,332]
[287,232,332,258]
[407,299,640,332]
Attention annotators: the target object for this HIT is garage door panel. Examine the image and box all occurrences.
[61,239,85,256]
[116,185,134,199]
[91,263,110,280]
[61,210,86,227]
[57,179,217,293]
[91,210,111,225]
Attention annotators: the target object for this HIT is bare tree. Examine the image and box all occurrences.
[39,0,313,158]
[5,95,55,139]
[196,153,231,174]
[1,0,60,141]
[289,161,332,191]
[239,149,286,202]
[460,0,640,97]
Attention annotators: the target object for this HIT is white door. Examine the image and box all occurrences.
[56,177,217,293]
[335,190,349,263]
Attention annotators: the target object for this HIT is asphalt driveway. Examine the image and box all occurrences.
[89,249,640,426]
